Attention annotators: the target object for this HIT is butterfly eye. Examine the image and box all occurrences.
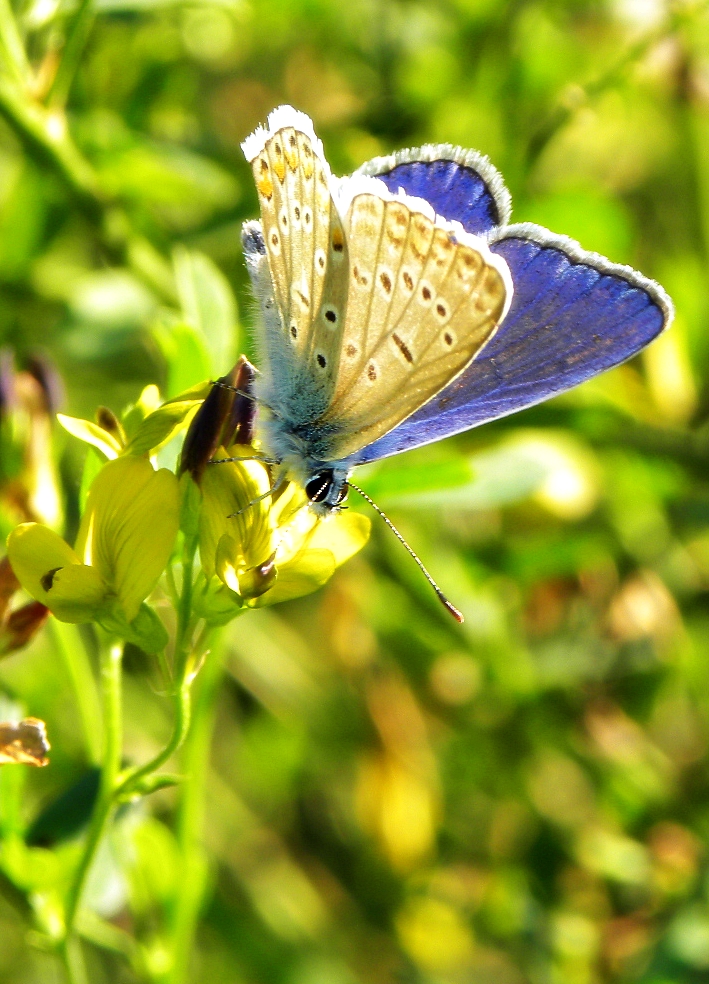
[305,470,347,506]
[305,471,332,502]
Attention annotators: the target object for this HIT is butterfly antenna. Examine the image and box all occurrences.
[211,380,281,418]
[347,481,464,624]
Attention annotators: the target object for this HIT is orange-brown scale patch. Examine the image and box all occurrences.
[257,176,273,200]
[332,227,345,253]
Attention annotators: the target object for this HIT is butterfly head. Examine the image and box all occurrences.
[304,468,349,514]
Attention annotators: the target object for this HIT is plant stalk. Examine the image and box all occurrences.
[164,634,223,984]
[0,0,30,86]
[63,640,123,941]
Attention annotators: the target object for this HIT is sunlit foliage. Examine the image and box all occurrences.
[2,1,709,982]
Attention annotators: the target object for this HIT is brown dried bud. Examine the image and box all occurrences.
[95,406,126,447]
[0,601,50,657]
[0,556,20,622]
[0,717,50,766]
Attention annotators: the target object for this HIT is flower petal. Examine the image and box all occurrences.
[199,449,273,578]
[7,523,82,604]
[308,512,371,567]
[43,565,109,622]
[254,548,336,607]
[57,415,122,459]
[75,457,180,622]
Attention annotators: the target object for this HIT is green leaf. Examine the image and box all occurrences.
[121,385,162,441]
[362,438,558,510]
[173,246,237,375]
[0,158,46,281]
[191,571,243,625]
[123,398,201,456]
[121,773,184,800]
[151,318,212,397]
[83,115,240,230]
[126,603,169,654]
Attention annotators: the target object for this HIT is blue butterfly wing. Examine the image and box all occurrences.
[355,145,511,237]
[352,222,672,465]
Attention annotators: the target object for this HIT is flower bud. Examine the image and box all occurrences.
[95,406,126,448]
[0,601,49,657]
[180,356,257,481]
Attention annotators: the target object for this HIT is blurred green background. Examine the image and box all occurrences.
[3,0,709,981]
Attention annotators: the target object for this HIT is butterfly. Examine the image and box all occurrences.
[238,106,673,616]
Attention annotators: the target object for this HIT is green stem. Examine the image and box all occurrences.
[50,620,103,766]
[164,634,223,984]
[115,675,191,798]
[63,640,123,941]
[0,74,102,208]
[175,549,195,681]
[116,546,199,799]
[0,0,30,86]
[76,910,145,977]
[62,935,89,984]
[49,0,95,108]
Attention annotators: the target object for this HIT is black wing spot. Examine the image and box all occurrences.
[324,307,337,324]
[392,333,414,363]
[317,353,327,368]
[367,362,377,381]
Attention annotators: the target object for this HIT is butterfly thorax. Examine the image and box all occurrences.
[256,401,351,515]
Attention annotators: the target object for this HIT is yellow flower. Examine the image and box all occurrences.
[6,457,180,649]
[193,448,370,621]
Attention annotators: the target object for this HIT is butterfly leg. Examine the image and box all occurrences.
[209,454,279,465]
[227,473,286,518]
